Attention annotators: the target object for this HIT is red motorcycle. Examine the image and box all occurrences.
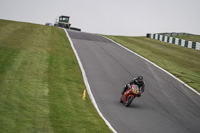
[120,84,140,107]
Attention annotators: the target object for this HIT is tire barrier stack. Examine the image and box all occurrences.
[70,27,81,31]
[146,33,200,50]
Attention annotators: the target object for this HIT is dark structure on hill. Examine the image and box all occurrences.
[54,15,81,31]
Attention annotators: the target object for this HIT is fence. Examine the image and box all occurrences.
[157,32,193,37]
[146,33,200,50]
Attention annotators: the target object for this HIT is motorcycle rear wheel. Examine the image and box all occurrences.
[120,97,123,103]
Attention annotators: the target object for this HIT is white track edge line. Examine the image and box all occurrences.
[63,29,117,133]
[103,36,200,96]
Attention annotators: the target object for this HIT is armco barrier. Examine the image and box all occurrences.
[147,33,200,50]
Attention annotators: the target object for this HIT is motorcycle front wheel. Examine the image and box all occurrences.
[125,96,134,107]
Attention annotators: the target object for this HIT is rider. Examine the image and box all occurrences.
[121,76,145,97]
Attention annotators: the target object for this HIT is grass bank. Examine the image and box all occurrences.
[104,35,200,93]
[173,35,200,42]
[0,19,112,133]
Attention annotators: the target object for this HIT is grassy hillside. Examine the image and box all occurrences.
[173,35,200,42]
[105,35,200,93]
[0,19,112,133]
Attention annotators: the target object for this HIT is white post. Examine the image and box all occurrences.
[155,34,158,40]
[169,37,173,43]
[196,42,200,50]
[164,36,168,42]
[159,35,161,41]
[188,41,192,48]
[181,40,185,47]
[175,38,179,45]
[151,34,154,38]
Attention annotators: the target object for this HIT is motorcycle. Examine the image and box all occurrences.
[120,84,140,107]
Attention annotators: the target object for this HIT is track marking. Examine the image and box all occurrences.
[103,36,200,96]
[63,29,117,133]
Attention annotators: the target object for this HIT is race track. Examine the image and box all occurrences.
[67,29,200,133]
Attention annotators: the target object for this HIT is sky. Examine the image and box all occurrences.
[0,0,200,36]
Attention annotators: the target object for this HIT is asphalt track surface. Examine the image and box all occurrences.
[67,29,200,133]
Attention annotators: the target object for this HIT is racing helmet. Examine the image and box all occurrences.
[137,75,143,83]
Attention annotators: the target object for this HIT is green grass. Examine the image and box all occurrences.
[0,19,112,133]
[104,35,200,93]
[174,35,200,42]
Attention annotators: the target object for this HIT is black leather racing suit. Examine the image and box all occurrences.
[122,78,145,96]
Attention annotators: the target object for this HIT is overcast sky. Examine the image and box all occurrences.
[0,0,199,36]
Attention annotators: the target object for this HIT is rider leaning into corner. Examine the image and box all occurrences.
[121,75,145,97]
